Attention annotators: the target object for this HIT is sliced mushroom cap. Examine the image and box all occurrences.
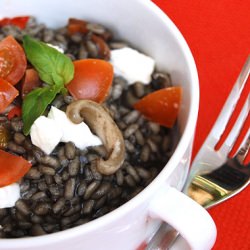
[66,100,125,175]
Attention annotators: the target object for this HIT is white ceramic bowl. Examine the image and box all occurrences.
[0,0,216,249]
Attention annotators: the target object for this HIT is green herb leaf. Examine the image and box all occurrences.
[22,35,75,135]
[22,35,74,86]
[22,85,62,135]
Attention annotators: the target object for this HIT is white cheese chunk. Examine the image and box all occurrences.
[30,106,102,155]
[110,47,155,84]
[30,116,63,155]
[0,183,20,209]
[48,106,102,150]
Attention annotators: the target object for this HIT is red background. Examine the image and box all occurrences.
[152,0,250,249]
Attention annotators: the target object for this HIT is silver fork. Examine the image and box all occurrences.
[146,55,250,250]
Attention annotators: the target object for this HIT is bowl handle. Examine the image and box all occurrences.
[148,185,217,250]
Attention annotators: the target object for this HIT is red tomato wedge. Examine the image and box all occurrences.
[21,68,41,98]
[66,59,113,103]
[134,86,183,128]
[0,78,19,113]
[0,35,27,85]
[0,149,32,187]
[7,106,22,120]
[0,16,30,29]
[67,18,88,35]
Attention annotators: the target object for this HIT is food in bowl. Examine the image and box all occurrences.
[0,16,182,238]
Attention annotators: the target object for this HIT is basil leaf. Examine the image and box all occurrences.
[23,35,74,86]
[22,85,62,135]
[22,35,75,135]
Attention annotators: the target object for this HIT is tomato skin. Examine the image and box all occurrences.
[67,18,88,35]
[0,149,32,187]
[134,86,183,128]
[0,16,30,29]
[7,106,22,120]
[0,78,19,113]
[66,59,113,103]
[21,68,41,98]
[0,36,27,85]
[0,48,13,79]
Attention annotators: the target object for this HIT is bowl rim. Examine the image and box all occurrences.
[0,0,199,246]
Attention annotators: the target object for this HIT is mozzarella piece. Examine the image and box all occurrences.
[0,183,20,209]
[48,106,102,150]
[110,47,155,84]
[31,107,102,154]
[30,116,63,155]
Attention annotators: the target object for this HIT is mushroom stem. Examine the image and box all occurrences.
[66,100,125,175]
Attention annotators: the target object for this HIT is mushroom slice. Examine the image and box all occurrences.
[66,100,125,175]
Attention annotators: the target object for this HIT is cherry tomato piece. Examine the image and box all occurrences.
[0,149,32,187]
[0,36,27,85]
[66,59,113,103]
[67,18,88,35]
[0,78,19,113]
[134,86,183,128]
[7,106,22,120]
[21,68,41,98]
[0,16,30,29]
[0,48,13,79]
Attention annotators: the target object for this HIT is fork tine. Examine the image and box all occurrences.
[243,145,250,165]
[234,136,250,165]
[228,109,250,159]
[214,56,250,151]
[221,95,250,156]
[186,56,250,185]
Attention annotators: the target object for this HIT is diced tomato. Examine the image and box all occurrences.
[7,106,22,120]
[20,68,41,98]
[0,16,30,29]
[66,59,113,103]
[0,36,27,85]
[0,78,19,113]
[0,149,32,187]
[134,86,183,128]
[67,18,88,35]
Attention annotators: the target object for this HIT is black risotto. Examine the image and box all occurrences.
[0,17,177,238]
